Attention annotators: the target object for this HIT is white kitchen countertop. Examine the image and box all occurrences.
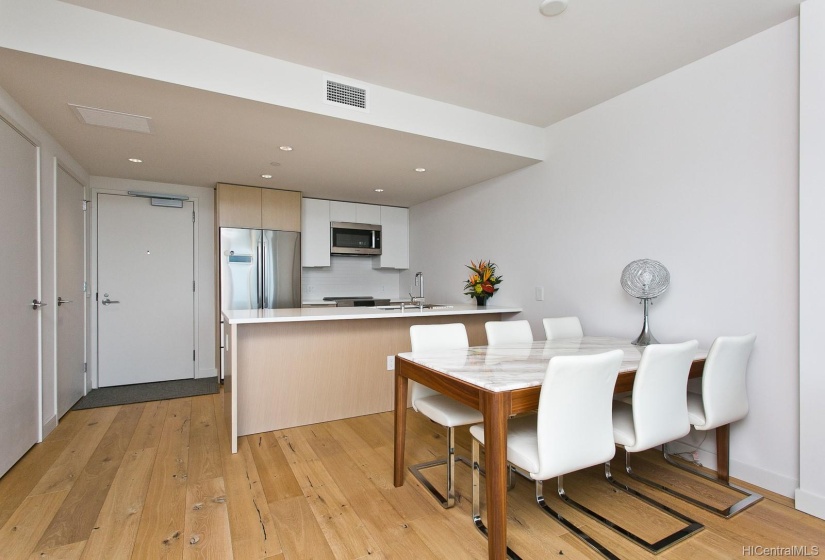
[222,303,522,324]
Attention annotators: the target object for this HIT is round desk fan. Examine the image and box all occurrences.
[620,259,670,346]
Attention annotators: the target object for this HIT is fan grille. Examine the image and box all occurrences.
[621,259,670,299]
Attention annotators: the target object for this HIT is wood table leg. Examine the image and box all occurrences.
[393,369,409,487]
[716,423,730,483]
[482,391,510,560]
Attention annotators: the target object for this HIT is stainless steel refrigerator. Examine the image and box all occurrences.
[219,227,301,377]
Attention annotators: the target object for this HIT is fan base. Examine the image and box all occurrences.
[632,331,659,346]
[632,298,659,346]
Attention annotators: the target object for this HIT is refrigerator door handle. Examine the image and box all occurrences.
[261,238,267,309]
[257,239,264,309]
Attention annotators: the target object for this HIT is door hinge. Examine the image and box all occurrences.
[95,292,98,302]
[82,200,88,211]
[82,281,88,293]
[193,280,196,292]
[192,211,195,223]
[193,350,196,361]
[83,362,87,373]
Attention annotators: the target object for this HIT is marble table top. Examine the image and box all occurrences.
[397,336,708,393]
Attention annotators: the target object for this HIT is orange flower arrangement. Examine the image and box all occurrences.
[463,259,503,300]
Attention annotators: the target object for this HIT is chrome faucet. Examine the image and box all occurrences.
[413,272,424,303]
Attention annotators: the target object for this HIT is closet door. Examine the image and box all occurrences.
[0,116,40,477]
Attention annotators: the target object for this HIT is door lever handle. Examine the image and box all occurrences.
[31,299,47,310]
[101,298,120,305]
[57,297,73,306]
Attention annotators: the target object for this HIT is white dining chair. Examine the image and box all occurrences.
[408,323,483,508]
[469,350,624,560]
[485,320,533,346]
[661,333,762,517]
[605,340,704,553]
[542,316,583,340]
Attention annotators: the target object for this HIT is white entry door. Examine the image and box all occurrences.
[57,166,86,416]
[0,116,40,477]
[97,193,195,387]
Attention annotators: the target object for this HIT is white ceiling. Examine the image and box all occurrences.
[0,49,536,207]
[0,1,802,206]
[60,0,801,126]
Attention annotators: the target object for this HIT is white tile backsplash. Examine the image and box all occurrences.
[303,256,401,299]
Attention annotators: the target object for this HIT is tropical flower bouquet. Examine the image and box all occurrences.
[463,259,503,305]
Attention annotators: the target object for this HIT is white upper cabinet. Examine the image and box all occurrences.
[356,204,381,225]
[373,206,409,270]
[329,201,381,225]
[302,198,331,267]
[307,199,408,269]
[329,201,355,222]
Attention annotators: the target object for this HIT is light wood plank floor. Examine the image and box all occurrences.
[0,391,823,559]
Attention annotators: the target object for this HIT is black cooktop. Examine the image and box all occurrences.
[322,296,391,307]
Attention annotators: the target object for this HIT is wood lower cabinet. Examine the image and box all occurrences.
[216,183,301,231]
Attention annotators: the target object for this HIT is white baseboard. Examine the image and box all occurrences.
[730,458,798,498]
[795,488,825,521]
[667,441,798,498]
[197,368,218,379]
[42,415,58,440]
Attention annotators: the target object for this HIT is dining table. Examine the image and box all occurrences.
[393,336,711,560]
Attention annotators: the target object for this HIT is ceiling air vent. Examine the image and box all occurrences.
[324,78,369,112]
[69,104,154,134]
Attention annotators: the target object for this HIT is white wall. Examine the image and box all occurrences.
[0,85,89,438]
[410,20,799,496]
[797,0,825,519]
[89,177,216,381]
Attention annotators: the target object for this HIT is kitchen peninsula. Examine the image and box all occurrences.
[223,304,521,452]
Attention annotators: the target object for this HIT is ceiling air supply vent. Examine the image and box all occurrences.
[324,79,369,112]
[69,104,153,134]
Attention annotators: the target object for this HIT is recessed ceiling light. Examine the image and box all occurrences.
[269,161,281,167]
[374,189,384,193]
[279,146,293,152]
[415,167,426,173]
[128,158,143,163]
[539,0,568,17]
[261,174,273,179]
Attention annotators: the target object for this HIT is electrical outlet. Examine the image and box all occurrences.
[535,286,544,301]
[387,355,395,371]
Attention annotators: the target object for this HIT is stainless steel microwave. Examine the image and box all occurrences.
[330,222,382,255]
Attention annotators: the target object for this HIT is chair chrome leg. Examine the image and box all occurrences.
[598,460,704,553]
[659,447,763,518]
[408,426,472,508]
[471,438,523,560]
[534,477,619,560]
